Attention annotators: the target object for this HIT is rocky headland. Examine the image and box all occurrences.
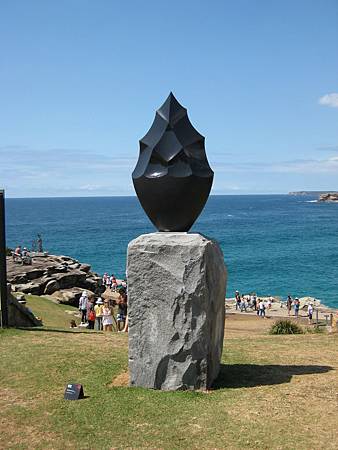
[7,253,102,306]
[318,192,338,202]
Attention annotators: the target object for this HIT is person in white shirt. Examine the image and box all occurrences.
[79,291,88,323]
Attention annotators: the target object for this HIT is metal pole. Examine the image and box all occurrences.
[0,190,9,327]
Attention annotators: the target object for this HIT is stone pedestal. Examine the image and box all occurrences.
[127,233,227,390]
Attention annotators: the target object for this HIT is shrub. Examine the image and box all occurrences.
[269,319,303,335]
[6,247,13,256]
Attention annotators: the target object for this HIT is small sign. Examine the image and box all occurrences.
[64,383,84,400]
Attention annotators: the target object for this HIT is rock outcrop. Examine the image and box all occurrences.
[7,253,102,306]
[7,284,42,327]
[318,192,338,202]
[127,233,227,391]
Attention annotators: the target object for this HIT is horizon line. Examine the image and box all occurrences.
[1,192,312,200]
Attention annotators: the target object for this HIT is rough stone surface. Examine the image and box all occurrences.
[44,279,60,295]
[7,285,42,327]
[127,233,227,391]
[45,287,95,306]
[6,254,102,302]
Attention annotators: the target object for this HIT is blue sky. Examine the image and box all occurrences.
[1,0,337,197]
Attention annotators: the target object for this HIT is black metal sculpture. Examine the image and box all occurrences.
[133,92,214,232]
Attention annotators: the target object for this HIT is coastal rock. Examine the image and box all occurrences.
[79,263,91,273]
[318,192,338,203]
[127,233,227,391]
[7,285,42,327]
[44,279,60,295]
[6,254,102,302]
[47,287,95,306]
[15,281,44,295]
[53,270,87,289]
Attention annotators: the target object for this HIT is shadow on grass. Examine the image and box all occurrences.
[213,363,334,389]
[17,326,99,334]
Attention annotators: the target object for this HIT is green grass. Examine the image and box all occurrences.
[0,299,337,449]
[24,294,80,329]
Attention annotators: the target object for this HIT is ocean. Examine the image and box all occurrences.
[5,195,338,308]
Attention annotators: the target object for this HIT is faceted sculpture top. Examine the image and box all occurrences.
[133,93,214,232]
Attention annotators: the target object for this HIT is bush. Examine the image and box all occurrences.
[269,319,303,335]
[6,247,13,256]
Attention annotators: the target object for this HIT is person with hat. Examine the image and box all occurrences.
[102,300,113,332]
[95,298,104,330]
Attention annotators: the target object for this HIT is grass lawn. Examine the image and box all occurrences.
[24,295,80,329]
[0,300,337,449]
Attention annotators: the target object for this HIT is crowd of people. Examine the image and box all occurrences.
[73,285,129,332]
[234,291,272,317]
[234,291,314,323]
[101,273,127,292]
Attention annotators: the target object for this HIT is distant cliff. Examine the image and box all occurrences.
[288,191,338,196]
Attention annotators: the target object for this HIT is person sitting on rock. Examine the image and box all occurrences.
[21,247,32,265]
[12,245,22,263]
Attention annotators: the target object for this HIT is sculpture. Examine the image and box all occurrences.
[132,93,213,232]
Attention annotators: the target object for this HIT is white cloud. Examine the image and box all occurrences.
[318,93,338,108]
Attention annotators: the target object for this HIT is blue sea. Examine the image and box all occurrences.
[5,195,338,309]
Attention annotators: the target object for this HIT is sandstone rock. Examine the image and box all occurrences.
[7,285,42,327]
[6,254,101,302]
[25,269,45,280]
[49,287,94,306]
[15,281,43,295]
[127,233,227,391]
[68,263,81,270]
[44,279,60,295]
[52,270,87,289]
[79,263,91,273]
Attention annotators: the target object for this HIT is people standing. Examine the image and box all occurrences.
[252,295,257,311]
[102,300,113,331]
[37,234,43,252]
[78,291,88,323]
[94,298,104,330]
[102,273,108,290]
[110,274,117,291]
[294,297,300,318]
[240,295,247,312]
[235,291,241,310]
[287,295,293,316]
[258,299,265,318]
[308,303,313,324]
[117,290,128,331]
[87,305,96,329]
